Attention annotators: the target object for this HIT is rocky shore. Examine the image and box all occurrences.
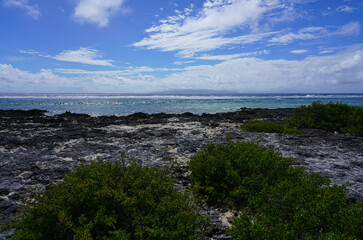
[0,108,362,239]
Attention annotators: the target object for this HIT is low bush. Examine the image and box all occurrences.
[228,176,363,240]
[189,140,363,239]
[7,159,207,240]
[286,101,363,135]
[241,120,284,133]
[189,140,301,208]
[282,126,302,135]
[241,120,301,135]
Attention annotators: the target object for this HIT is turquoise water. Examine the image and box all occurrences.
[0,93,362,116]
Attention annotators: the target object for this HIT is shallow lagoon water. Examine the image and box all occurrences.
[0,93,362,116]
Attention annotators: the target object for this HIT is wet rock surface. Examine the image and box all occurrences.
[0,108,362,239]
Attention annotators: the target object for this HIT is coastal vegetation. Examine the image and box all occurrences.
[189,140,363,239]
[7,158,206,240]
[4,102,363,239]
[241,120,301,135]
[286,101,363,135]
[6,140,363,240]
[189,140,296,208]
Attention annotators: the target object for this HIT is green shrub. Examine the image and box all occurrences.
[189,140,363,239]
[7,159,207,240]
[241,120,301,135]
[282,126,302,135]
[286,101,363,135]
[189,140,301,208]
[229,178,363,240]
[241,120,284,133]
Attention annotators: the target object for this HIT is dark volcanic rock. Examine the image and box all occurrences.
[0,109,47,117]
[0,108,362,239]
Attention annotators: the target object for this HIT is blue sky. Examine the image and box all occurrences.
[0,0,362,93]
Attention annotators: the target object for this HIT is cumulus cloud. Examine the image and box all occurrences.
[65,44,363,92]
[0,64,162,93]
[0,64,73,92]
[4,45,363,93]
[73,0,127,27]
[3,0,40,19]
[159,44,363,92]
[74,45,363,91]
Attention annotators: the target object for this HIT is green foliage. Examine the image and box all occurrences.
[241,120,301,135]
[229,177,363,240]
[189,140,363,239]
[8,159,207,240]
[241,120,284,133]
[189,140,299,208]
[282,126,302,135]
[286,101,363,135]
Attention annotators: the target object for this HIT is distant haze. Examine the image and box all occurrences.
[153,89,240,95]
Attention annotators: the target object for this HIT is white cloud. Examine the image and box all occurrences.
[124,66,182,73]
[0,64,73,92]
[173,61,195,65]
[269,26,327,44]
[133,0,361,57]
[195,50,269,61]
[3,0,40,19]
[336,5,356,13]
[54,69,125,75]
[333,21,361,36]
[133,0,286,56]
[54,66,182,75]
[4,56,28,61]
[0,64,163,93]
[264,4,300,26]
[269,22,360,44]
[4,45,363,93]
[21,47,114,66]
[135,29,277,58]
[322,4,358,16]
[64,44,363,92]
[175,0,268,33]
[160,44,363,92]
[73,0,127,27]
[290,49,307,54]
[19,49,48,57]
[319,50,333,54]
[53,48,114,66]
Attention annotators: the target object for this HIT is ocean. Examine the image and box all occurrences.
[0,93,362,116]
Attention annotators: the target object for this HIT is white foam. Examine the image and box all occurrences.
[0,93,362,100]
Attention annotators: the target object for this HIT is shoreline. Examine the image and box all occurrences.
[0,106,294,117]
[1,108,362,239]
[1,93,362,118]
